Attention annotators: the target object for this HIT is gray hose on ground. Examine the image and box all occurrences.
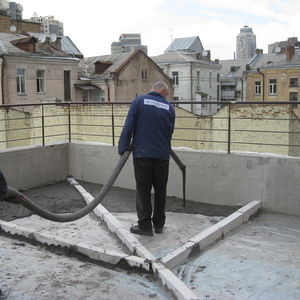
[6,150,131,223]
[170,149,186,206]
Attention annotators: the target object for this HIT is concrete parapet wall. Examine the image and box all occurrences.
[1,142,299,216]
[0,143,70,190]
[69,143,300,217]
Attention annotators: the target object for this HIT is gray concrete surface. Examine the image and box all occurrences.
[1,180,299,300]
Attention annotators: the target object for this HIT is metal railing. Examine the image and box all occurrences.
[0,100,300,157]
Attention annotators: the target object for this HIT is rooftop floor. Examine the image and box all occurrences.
[1,180,300,300]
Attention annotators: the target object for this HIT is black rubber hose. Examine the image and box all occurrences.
[170,149,186,206]
[5,148,187,221]
[6,150,131,222]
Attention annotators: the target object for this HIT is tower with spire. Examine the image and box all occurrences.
[236,25,256,59]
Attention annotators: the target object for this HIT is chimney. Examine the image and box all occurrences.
[50,36,62,51]
[286,45,295,62]
[38,37,51,51]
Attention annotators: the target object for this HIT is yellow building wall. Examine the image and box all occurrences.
[246,68,300,116]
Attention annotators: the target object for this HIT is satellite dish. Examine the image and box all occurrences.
[202,50,208,57]
[38,34,46,43]
[275,47,281,53]
[50,33,57,42]
[10,25,16,33]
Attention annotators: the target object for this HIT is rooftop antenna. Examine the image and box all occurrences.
[38,33,46,43]
[10,25,16,34]
[50,33,57,42]
[169,28,173,51]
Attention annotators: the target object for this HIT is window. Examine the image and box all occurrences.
[36,70,45,93]
[269,79,277,95]
[64,71,71,100]
[290,92,298,101]
[141,70,148,79]
[255,81,261,95]
[173,96,179,107]
[93,90,105,102]
[197,71,200,85]
[17,69,25,94]
[82,90,88,102]
[172,71,179,86]
[290,78,298,87]
[93,90,100,102]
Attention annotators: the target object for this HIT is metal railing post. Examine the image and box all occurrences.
[228,103,231,154]
[68,103,71,143]
[42,105,45,146]
[111,105,115,146]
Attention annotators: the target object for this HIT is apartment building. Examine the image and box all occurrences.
[77,49,172,102]
[111,33,148,55]
[28,14,64,36]
[246,45,300,110]
[0,0,23,20]
[219,58,249,102]
[152,36,222,115]
[0,32,79,109]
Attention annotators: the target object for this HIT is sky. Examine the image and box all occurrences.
[16,0,300,60]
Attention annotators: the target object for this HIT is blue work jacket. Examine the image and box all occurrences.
[118,91,175,160]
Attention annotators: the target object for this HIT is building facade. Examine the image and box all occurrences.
[77,49,172,103]
[219,58,250,103]
[28,14,64,36]
[236,25,256,59]
[0,13,40,34]
[268,37,300,54]
[0,32,79,109]
[111,33,147,55]
[246,45,300,115]
[0,0,23,20]
[152,37,222,115]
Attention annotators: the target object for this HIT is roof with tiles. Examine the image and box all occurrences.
[78,51,141,79]
[151,50,219,66]
[248,50,300,70]
[0,32,76,57]
[219,58,250,78]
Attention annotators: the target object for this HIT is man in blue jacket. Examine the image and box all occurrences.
[118,81,175,236]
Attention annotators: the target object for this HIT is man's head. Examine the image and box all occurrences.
[151,81,169,98]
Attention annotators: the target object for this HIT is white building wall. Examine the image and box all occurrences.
[163,63,221,115]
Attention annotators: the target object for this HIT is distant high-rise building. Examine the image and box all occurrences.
[29,13,64,36]
[236,25,256,59]
[0,0,23,20]
[9,2,23,20]
[111,33,148,54]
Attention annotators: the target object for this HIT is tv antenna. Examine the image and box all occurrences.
[10,25,16,34]
[38,34,46,43]
[168,29,173,50]
[50,33,57,42]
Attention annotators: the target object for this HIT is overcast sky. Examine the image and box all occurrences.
[17,0,299,60]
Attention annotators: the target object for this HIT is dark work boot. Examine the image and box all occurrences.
[130,225,153,236]
[154,227,163,234]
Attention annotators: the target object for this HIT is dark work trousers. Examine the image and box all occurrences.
[133,157,169,230]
